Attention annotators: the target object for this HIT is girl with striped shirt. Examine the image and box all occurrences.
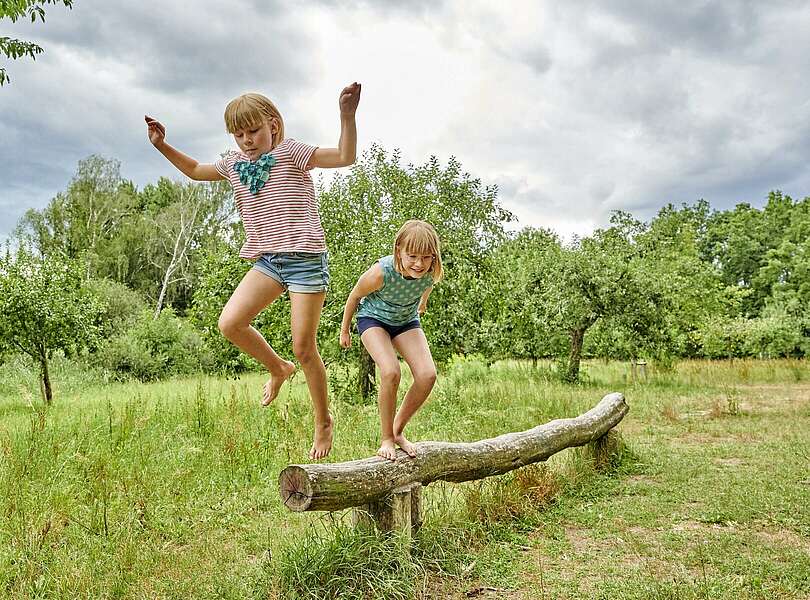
[145,82,361,460]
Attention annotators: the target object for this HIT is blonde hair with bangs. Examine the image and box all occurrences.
[393,220,443,282]
[223,93,285,147]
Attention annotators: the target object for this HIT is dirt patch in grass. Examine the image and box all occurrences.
[674,432,739,445]
[626,475,659,485]
[752,528,810,553]
[672,520,810,554]
[423,577,522,600]
[712,457,745,467]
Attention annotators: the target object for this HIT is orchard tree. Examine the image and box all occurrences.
[1,0,73,85]
[0,248,101,403]
[318,145,513,397]
[509,223,672,383]
[482,228,563,363]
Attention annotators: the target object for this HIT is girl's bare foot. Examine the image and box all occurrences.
[377,438,398,461]
[394,433,417,457]
[309,415,334,460]
[262,360,296,406]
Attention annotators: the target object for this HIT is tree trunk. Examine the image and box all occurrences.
[565,327,586,382]
[280,392,628,512]
[357,345,376,401]
[39,351,53,405]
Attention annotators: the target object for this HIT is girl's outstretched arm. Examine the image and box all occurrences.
[308,82,361,169]
[145,116,224,182]
[339,261,383,348]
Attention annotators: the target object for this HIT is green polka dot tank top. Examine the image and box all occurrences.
[357,255,434,325]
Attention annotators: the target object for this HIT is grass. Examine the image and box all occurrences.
[0,356,808,598]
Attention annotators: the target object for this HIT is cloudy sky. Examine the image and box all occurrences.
[2,0,809,241]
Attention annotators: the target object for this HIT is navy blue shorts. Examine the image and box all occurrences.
[357,316,421,339]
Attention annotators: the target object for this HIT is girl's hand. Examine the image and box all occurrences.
[145,115,166,146]
[340,329,352,349]
[339,82,361,116]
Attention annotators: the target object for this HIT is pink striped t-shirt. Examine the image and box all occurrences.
[215,138,326,259]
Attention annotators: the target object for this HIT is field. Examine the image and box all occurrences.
[1,358,808,599]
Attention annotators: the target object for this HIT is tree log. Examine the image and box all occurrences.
[280,392,628,512]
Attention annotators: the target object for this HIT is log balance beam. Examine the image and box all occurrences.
[279,392,628,535]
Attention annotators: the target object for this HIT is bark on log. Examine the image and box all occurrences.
[280,392,628,512]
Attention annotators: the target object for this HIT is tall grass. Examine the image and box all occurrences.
[0,356,807,598]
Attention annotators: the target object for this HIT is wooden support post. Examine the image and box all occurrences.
[353,482,421,537]
[410,483,422,534]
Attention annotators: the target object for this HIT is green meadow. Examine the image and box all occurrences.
[1,358,808,599]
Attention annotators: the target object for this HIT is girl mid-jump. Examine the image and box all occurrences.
[340,220,442,461]
[145,82,361,460]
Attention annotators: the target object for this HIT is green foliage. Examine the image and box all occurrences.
[698,312,807,359]
[85,278,147,337]
[0,1,73,85]
[701,191,802,316]
[15,159,236,315]
[318,145,513,368]
[95,308,213,381]
[0,247,101,402]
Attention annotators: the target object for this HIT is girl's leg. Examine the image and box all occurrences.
[218,270,296,405]
[392,328,437,457]
[289,291,332,460]
[360,328,402,461]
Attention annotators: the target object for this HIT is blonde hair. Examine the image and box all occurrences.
[223,93,285,147]
[393,220,443,282]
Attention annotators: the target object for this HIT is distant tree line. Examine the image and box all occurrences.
[1,150,807,402]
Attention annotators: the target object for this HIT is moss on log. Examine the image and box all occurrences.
[280,392,628,512]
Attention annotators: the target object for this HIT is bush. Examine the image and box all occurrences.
[86,278,147,337]
[743,311,805,358]
[699,314,806,359]
[95,309,213,381]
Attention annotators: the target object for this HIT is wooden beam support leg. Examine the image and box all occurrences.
[353,483,421,537]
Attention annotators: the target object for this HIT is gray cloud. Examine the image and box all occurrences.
[2,0,809,243]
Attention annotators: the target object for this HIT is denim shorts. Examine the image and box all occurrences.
[252,251,330,293]
[357,316,421,339]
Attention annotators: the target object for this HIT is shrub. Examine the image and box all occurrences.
[96,309,213,381]
[85,278,147,337]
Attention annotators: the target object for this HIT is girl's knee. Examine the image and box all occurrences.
[379,366,401,387]
[414,368,437,389]
[217,313,239,339]
[293,341,320,364]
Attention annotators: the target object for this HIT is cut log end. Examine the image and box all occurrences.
[279,465,313,512]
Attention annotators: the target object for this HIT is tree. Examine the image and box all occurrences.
[0,247,100,403]
[0,0,73,86]
[317,145,513,397]
[497,221,675,383]
[14,155,139,275]
[701,191,796,317]
[482,228,563,363]
[15,161,236,314]
[145,180,233,317]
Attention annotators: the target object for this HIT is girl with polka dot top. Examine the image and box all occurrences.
[340,220,443,461]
